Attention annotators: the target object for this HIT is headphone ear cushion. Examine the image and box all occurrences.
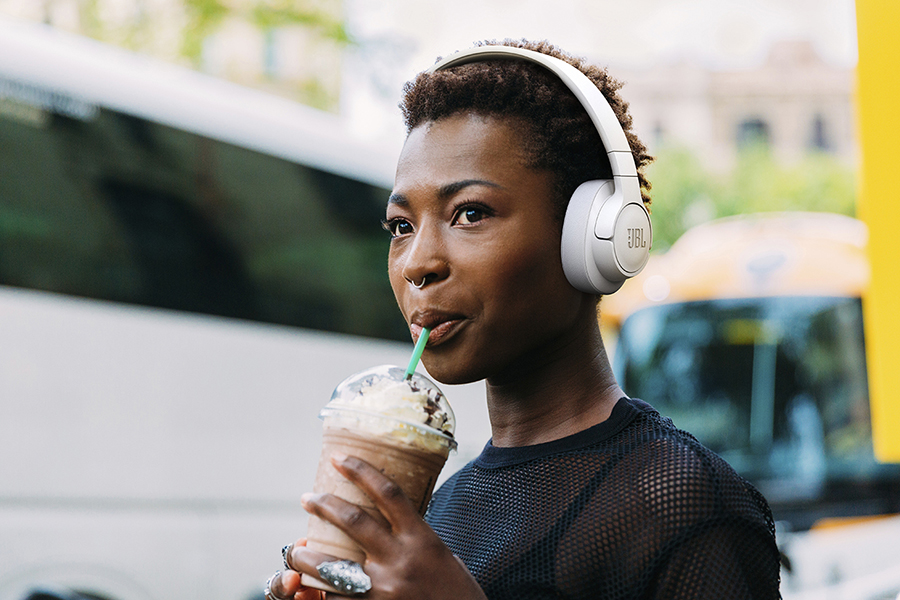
[561,180,615,294]
[561,180,651,295]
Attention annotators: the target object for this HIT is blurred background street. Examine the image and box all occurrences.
[2,2,898,600]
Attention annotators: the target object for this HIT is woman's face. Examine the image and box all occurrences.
[386,113,588,385]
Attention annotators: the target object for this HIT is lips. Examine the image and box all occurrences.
[410,311,466,346]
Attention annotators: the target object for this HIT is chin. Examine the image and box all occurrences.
[421,358,486,387]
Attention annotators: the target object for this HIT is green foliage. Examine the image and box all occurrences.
[250,2,352,44]
[182,0,352,64]
[52,0,351,111]
[296,77,339,111]
[78,0,103,41]
[77,0,154,53]
[646,144,858,251]
[643,146,713,253]
[182,0,230,63]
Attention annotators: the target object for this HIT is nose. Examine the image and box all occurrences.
[400,223,449,289]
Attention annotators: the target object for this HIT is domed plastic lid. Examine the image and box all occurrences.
[321,365,456,446]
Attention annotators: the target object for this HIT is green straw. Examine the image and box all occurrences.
[405,327,430,380]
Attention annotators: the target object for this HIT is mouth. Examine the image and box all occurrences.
[410,312,466,347]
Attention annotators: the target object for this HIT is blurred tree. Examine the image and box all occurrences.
[182,0,352,64]
[647,144,857,251]
[181,0,230,62]
[32,0,352,111]
[719,144,857,217]
[643,146,715,253]
[183,0,352,110]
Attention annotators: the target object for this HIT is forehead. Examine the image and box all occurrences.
[394,113,530,190]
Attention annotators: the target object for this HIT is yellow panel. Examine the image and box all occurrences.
[856,0,900,462]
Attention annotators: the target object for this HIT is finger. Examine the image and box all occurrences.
[291,548,372,600]
[268,566,328,600]
[301,491,393,557]
[272,540,329,600]
[265,570,298,600]
[286,542,339,579]
[283,538,311,571]
[290,544,371,598]
[330,453,420,529]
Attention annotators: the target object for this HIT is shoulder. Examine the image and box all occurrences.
[617,398,773,525]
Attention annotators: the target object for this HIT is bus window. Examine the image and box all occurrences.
[615,295,900,530]
[0,78,404,341]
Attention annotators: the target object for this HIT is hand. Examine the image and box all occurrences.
[265,539,324,600]
[287,453,487,600]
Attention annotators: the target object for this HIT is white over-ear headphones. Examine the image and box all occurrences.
[427,46,652,295]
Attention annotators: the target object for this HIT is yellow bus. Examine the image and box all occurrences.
[603,212,900,600]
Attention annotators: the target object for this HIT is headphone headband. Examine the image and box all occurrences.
[427,46,638,180]
[425,45,651,294]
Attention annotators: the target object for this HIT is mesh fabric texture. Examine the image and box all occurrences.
[425,397,782,600]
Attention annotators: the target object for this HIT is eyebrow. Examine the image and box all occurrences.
[387,179,502,206]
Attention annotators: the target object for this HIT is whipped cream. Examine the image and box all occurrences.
[320,365,456,452]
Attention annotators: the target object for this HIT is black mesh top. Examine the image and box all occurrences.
[425,397,782,600]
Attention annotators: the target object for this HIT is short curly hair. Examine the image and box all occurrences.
[400,39,652,217]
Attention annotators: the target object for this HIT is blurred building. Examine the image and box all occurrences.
[617,40,857,171]
[0,1,858,164]
[0,0,347,110]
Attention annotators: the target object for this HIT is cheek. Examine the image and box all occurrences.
[487,240,564,308]
[387,250,408,316]
[498,237,580,333]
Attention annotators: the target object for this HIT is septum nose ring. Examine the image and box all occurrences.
[406,277,427,289]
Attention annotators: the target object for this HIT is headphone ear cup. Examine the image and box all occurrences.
[561,180,616,294]
[561,180,651,294]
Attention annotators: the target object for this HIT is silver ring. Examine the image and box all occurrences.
[406,276,427,289]
[263,571,280,600]
[316,559,372,595]
[282,544,292,570]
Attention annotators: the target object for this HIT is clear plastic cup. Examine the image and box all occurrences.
[301,366,456,593]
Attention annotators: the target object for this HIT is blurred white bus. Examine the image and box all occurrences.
[0,17,489,600]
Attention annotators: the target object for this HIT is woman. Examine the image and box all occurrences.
[268,39,782,600]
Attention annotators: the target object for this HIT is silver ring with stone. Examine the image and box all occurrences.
[316,559,372,595]
[263,571,280,600]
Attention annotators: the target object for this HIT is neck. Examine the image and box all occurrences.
[485,317,624,448]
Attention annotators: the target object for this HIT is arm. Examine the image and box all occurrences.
[649,518,782,600]
[624,432,781,599]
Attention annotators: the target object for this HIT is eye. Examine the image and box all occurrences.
[381,218,413,238]
[453,204,489,226]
